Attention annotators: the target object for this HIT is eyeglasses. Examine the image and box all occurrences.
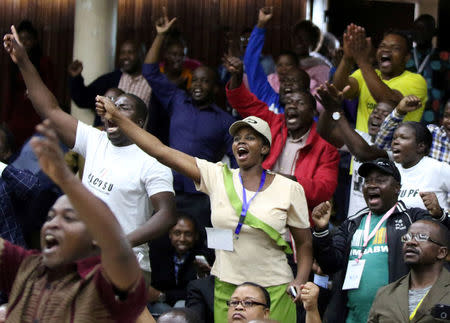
[226,300,268,308]
[401,232,444,246]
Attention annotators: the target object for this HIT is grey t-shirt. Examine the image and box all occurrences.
[409,286,432,316]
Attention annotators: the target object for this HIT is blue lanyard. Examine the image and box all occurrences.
[234,170,267,239]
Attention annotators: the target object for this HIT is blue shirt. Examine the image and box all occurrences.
[143,63,237,194]
[0,164,39,246]
[244,27,283,114]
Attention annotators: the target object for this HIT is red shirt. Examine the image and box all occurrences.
[226,83,340,220]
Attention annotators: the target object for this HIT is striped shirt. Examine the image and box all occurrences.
[0,239,147,322]
[118,73,152,106]
[375,109,449,164]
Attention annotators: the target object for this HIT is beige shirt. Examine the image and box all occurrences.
[272,129,310,175]
[118,73,152,106]
[195,158,309,286]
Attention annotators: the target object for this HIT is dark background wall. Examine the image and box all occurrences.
[0,0,75,110]
[0,0,447,113]
[116,0,307,68]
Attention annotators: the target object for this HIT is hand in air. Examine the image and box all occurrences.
[396,95,421,115]
[222,55,244,76]
[30,120,73,186]
[311,201,332,230]
[155,6,177,35]
[315,82,349,113]
[257,7,273,28]
[68,60,83,77]
[420,192,443,218]
[3,25,27,64]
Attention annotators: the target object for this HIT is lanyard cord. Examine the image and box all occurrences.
[356,203,397,262]
[234,170,267,238]
[409,290,429,320]
[413,47,435,74]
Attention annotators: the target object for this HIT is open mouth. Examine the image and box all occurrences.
[286,109,299,125]
[282,87,292,95]
[236,146,249,160]
[192,88,203,99]
[105,120,119,134]
[367,192,381,204]
[43,234,60,253]
[391,147,401,159]
[121,59,130,68]
[379,54,392,68]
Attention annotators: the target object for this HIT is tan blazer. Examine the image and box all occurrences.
[367,268,450,323]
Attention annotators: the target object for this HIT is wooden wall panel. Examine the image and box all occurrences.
[0,0,75,111]
[117,0,307,67]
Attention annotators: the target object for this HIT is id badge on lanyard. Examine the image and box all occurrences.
[342,204,396,290]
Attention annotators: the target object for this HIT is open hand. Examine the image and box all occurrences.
[315,82,349,113]
[311,201,332,230]
[348,25,372,65]
[257,7,273,28]
[155,6,177,35]
[30,120,72,186]
[68,60,83,77]
[420,192,443,218]
[222,55,244,76]
[3,25,27,64]
[396,95,421,115]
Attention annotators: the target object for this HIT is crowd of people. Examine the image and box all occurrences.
[0,5,448,323]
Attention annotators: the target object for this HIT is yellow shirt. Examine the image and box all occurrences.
[195,158,309,286]
[351,69,428,133]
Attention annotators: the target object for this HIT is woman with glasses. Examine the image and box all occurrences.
[96,92,312,323]
[227,282,271,323]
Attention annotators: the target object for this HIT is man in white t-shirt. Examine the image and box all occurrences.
[5,33,176,277]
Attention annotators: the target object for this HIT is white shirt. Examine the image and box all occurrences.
[396,156,450,210]
[73,121,174,271]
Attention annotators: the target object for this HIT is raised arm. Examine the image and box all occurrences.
[96,96,201,183]
[316,83,388,161]
[224,56,279,125]
[3,26,77,148]
[142,8,180,111]
[243,7,279,104]
[68,59,120,109]
[375,96,421,149]
[349,25,403,105]
[31,120,140,291]
[332,24,359,99]
[144,7,176,65]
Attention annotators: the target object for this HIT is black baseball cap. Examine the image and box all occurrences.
[358,158,401,184]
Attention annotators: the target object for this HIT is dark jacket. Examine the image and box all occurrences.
[186,276,214,323]
[151,243,210,306]
[69,70,122,126]
[313,201,449,322]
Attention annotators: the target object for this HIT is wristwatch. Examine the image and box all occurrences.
[158,292,166,303]
[332,111,341,121]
